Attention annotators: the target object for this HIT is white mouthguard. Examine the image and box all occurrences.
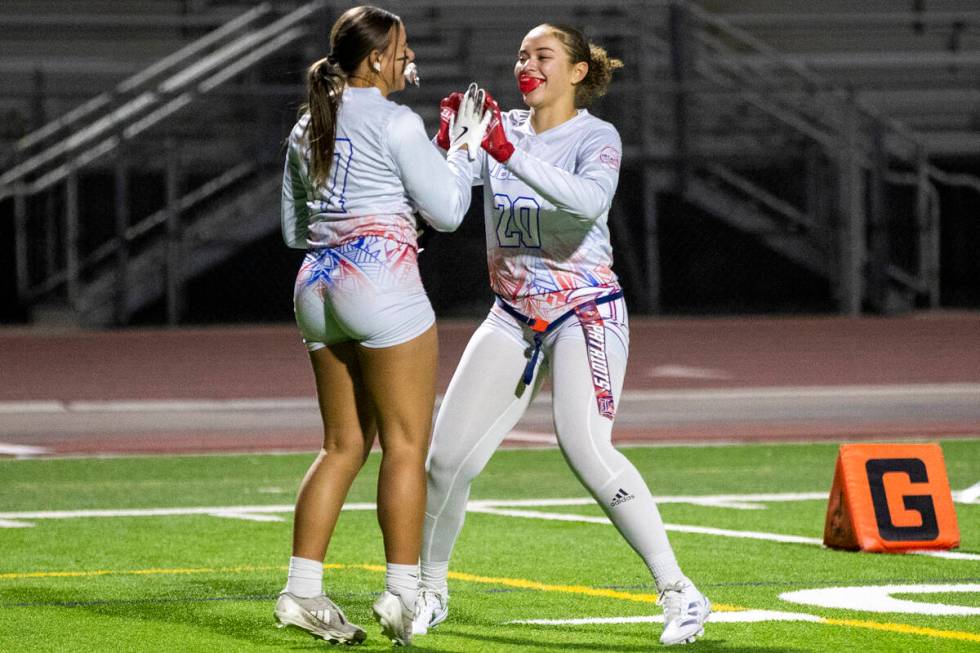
[404,62,420,87]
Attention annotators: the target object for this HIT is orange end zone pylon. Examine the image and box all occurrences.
[823,443,960,552]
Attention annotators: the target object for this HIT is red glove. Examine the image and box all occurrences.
[435,91,463,150]
[480,92,514,163]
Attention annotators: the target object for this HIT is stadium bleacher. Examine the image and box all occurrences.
[703,0,980,155]
[0,1,977,326]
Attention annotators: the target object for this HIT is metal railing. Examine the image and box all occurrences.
[1,0,329,324]
[10,4,272,157]
[631,0,980,314]
[0,1,321,199]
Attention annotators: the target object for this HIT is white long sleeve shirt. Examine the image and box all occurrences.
[282,86,472,249]
[463,108,623,321]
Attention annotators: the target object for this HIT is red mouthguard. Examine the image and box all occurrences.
[518,74,544,94]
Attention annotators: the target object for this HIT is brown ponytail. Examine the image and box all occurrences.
[302,5,401,186]
[305,57,345,187]
[581,43,624,107]
[542,23,624,108]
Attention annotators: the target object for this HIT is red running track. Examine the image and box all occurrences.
[0,312,978,456]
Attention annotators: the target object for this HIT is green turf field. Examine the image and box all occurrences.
[1,440,978,652]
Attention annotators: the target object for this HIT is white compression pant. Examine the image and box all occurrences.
[422,298,684,589]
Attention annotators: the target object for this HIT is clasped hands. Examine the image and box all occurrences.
[437,83,515,163]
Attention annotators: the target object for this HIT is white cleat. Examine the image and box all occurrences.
[658,580,711,646]
[412,589,449,635]
[373,590,414,646]
[274,591,367,645]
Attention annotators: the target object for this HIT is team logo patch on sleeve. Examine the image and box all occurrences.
[598,146,621,171]
[574,300,616,420]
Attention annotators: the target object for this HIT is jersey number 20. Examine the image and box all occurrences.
[494,193,541,248]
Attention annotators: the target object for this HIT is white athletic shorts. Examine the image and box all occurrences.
[293,235,435,351]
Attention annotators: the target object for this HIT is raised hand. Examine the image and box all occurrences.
[435,91,463,150]
[448,83,492,162]
[480,91,515,163]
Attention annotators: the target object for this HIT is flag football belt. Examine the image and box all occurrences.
[494,289,624,420]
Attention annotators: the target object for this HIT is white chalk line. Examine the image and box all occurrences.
[502,431,559,444]
[512,586,980,625]
[781,584,980,616]
[470,506,824,545]
[0,493,826,527]
[469,506,980,561]
[957,481,980,504]
[1,382,977,415]
[648,364,733,380]
[1,494,976,561]
[0,443,51,458]
[510,609,824,626]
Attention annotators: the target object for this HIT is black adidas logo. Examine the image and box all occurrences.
[610,487,635,507]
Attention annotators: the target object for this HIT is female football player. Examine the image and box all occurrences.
[274,5,486,647]
[415,24,711,647]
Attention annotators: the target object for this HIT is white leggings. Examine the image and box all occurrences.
[423,298,681,586]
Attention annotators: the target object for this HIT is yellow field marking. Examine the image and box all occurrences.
[410,567,980,643]
[822,617,980,643]
[0,564,288,580]
[5,562,979,643]
[443,569,742,611]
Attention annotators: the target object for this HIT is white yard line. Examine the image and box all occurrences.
[0,503,375,526]
[907,550,980,561]
[0,443,50,458]
[67,398,317,412]
[1,495,976,561]
[468,492,829,509]
[647,365,733,380]
[510,609,824,626]
[470,506,980,560]
[955,481,980,504]
[0,402,65,414]
[1,383,977,415]
[620,383,980,402]
[502,431,559,444]
[780,584,980,616]
[469,507,610,525]
[470,507,824,545]
[206,510,286,523]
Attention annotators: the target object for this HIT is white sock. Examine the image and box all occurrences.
[648,551,686,592]
[285,556,323,598]
[385,562,419,608]
[420,560,449,595]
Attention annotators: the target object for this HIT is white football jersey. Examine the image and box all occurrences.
[282,86,472,249]
[468,108,623,321]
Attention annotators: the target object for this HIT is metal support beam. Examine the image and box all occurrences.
[164,138,183,326]
[642,176,662,314]
[836,98,864,315]
[114,158,130,325]
[65,168,80,311]
[867,123,890,312]
[668,0,692,195]
[13,189,29,303]
[803,144,829,254]
[637,2,665,313]
[916,148,940,307]
[31,68,47,130]
[44,192,57,281]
